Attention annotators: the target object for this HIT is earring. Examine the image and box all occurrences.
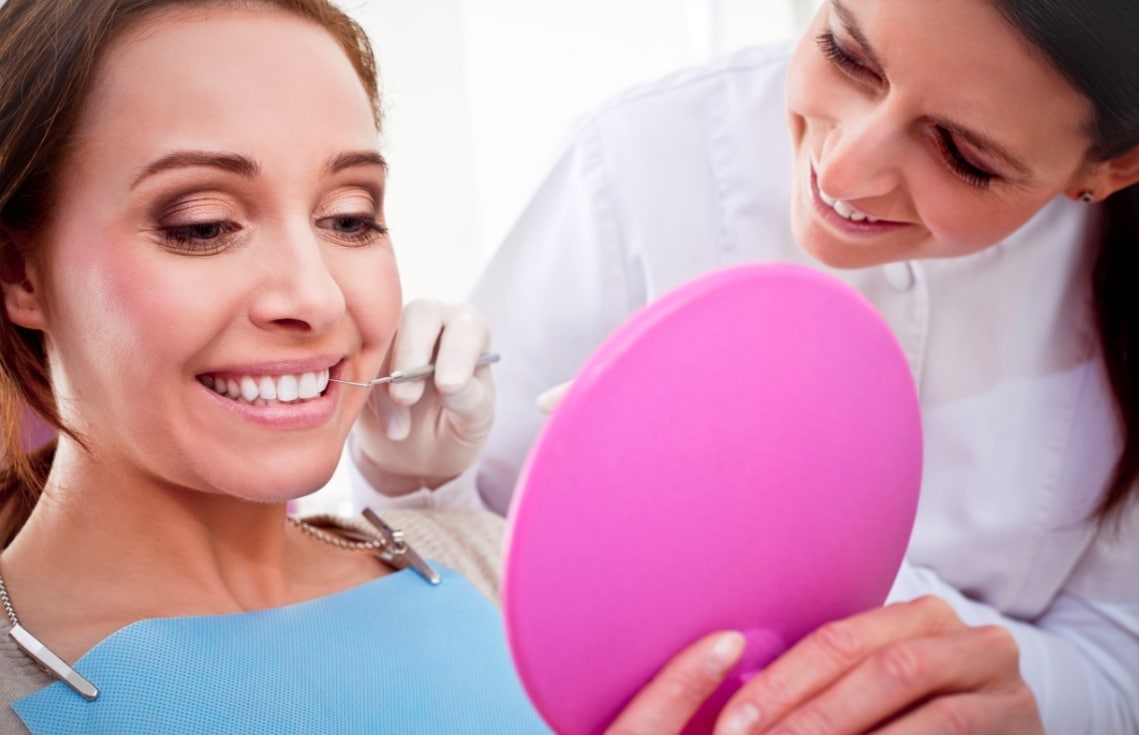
[1079,191,1095,203]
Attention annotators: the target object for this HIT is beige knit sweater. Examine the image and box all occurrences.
[0,508,506,734]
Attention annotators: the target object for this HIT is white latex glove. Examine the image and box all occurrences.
[352,299,495,497]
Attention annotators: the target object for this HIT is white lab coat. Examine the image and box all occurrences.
[357,43,1139,733]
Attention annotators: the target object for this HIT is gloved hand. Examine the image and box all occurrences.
[352,299,495,497]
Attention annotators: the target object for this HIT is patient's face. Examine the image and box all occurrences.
[26,6,400,501]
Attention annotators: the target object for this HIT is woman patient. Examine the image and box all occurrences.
[0,1,538,732]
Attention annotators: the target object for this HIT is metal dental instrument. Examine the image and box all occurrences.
[327,352,500,388]
[361,508,441,585]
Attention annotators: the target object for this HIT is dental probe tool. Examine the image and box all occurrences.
[327,352,500,388]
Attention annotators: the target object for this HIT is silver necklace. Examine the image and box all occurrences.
[287,515,387,551]
[291,509,441,586]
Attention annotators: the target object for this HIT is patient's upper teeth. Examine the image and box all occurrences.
[819,189,836,207]
[833,200,854,218]
[204,368,332,404]
[277,374,299,402]
[298,372,319,399]
[850,211,866,222]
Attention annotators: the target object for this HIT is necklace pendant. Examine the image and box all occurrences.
[10,623,99,700]
[362,508,441,585]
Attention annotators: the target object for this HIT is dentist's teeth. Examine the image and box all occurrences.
[277,374,299,402]
[820,190,882,224]
[298,372,319,400]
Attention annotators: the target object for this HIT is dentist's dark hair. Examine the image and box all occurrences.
[0,0,381,546]
[991,0,1139,525]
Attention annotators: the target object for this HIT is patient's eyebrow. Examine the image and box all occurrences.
[325,150,388,176]
[130,151,260,189]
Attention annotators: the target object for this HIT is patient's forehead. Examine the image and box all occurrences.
[65,6,379,189]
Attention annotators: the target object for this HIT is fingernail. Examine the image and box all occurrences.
[718,702,762,735]
[536,386,565,414]
[707,631,746,676]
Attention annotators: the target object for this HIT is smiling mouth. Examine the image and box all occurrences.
[198,369,330,406]
[809,165,905,228]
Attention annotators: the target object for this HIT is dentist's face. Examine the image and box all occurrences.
[21,7,400,501]
[786,0,1095,268]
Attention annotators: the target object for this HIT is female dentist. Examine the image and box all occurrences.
[353,0,1139,731]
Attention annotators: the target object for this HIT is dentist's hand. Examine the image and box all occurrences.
[353,299,495,496]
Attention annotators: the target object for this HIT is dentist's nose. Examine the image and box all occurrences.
[249,228,346,335]
[816,103,904,202]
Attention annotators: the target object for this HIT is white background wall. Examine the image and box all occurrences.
[343,0,818,302]
[305,0,817,513]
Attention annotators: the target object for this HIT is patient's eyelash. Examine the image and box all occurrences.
[318,215,388,246]
[161,221,239,255]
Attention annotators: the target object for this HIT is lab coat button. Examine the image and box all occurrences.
[884,262,915,291]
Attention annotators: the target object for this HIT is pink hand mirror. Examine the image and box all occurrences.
[501,263,922,734]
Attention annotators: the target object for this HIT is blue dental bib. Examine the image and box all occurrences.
[13,566,551,734]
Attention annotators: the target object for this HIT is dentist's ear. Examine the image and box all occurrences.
[0,230,47,331]
[1069,145,1139,203]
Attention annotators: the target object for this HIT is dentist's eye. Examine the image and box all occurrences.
[933,128,996,189]
[161,221,240,255]
[817,31,881,85]
[317,214,388,246]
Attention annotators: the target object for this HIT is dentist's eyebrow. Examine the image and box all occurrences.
[325,150,388,176]
[131,151,260,189]
[832,0,885,73]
